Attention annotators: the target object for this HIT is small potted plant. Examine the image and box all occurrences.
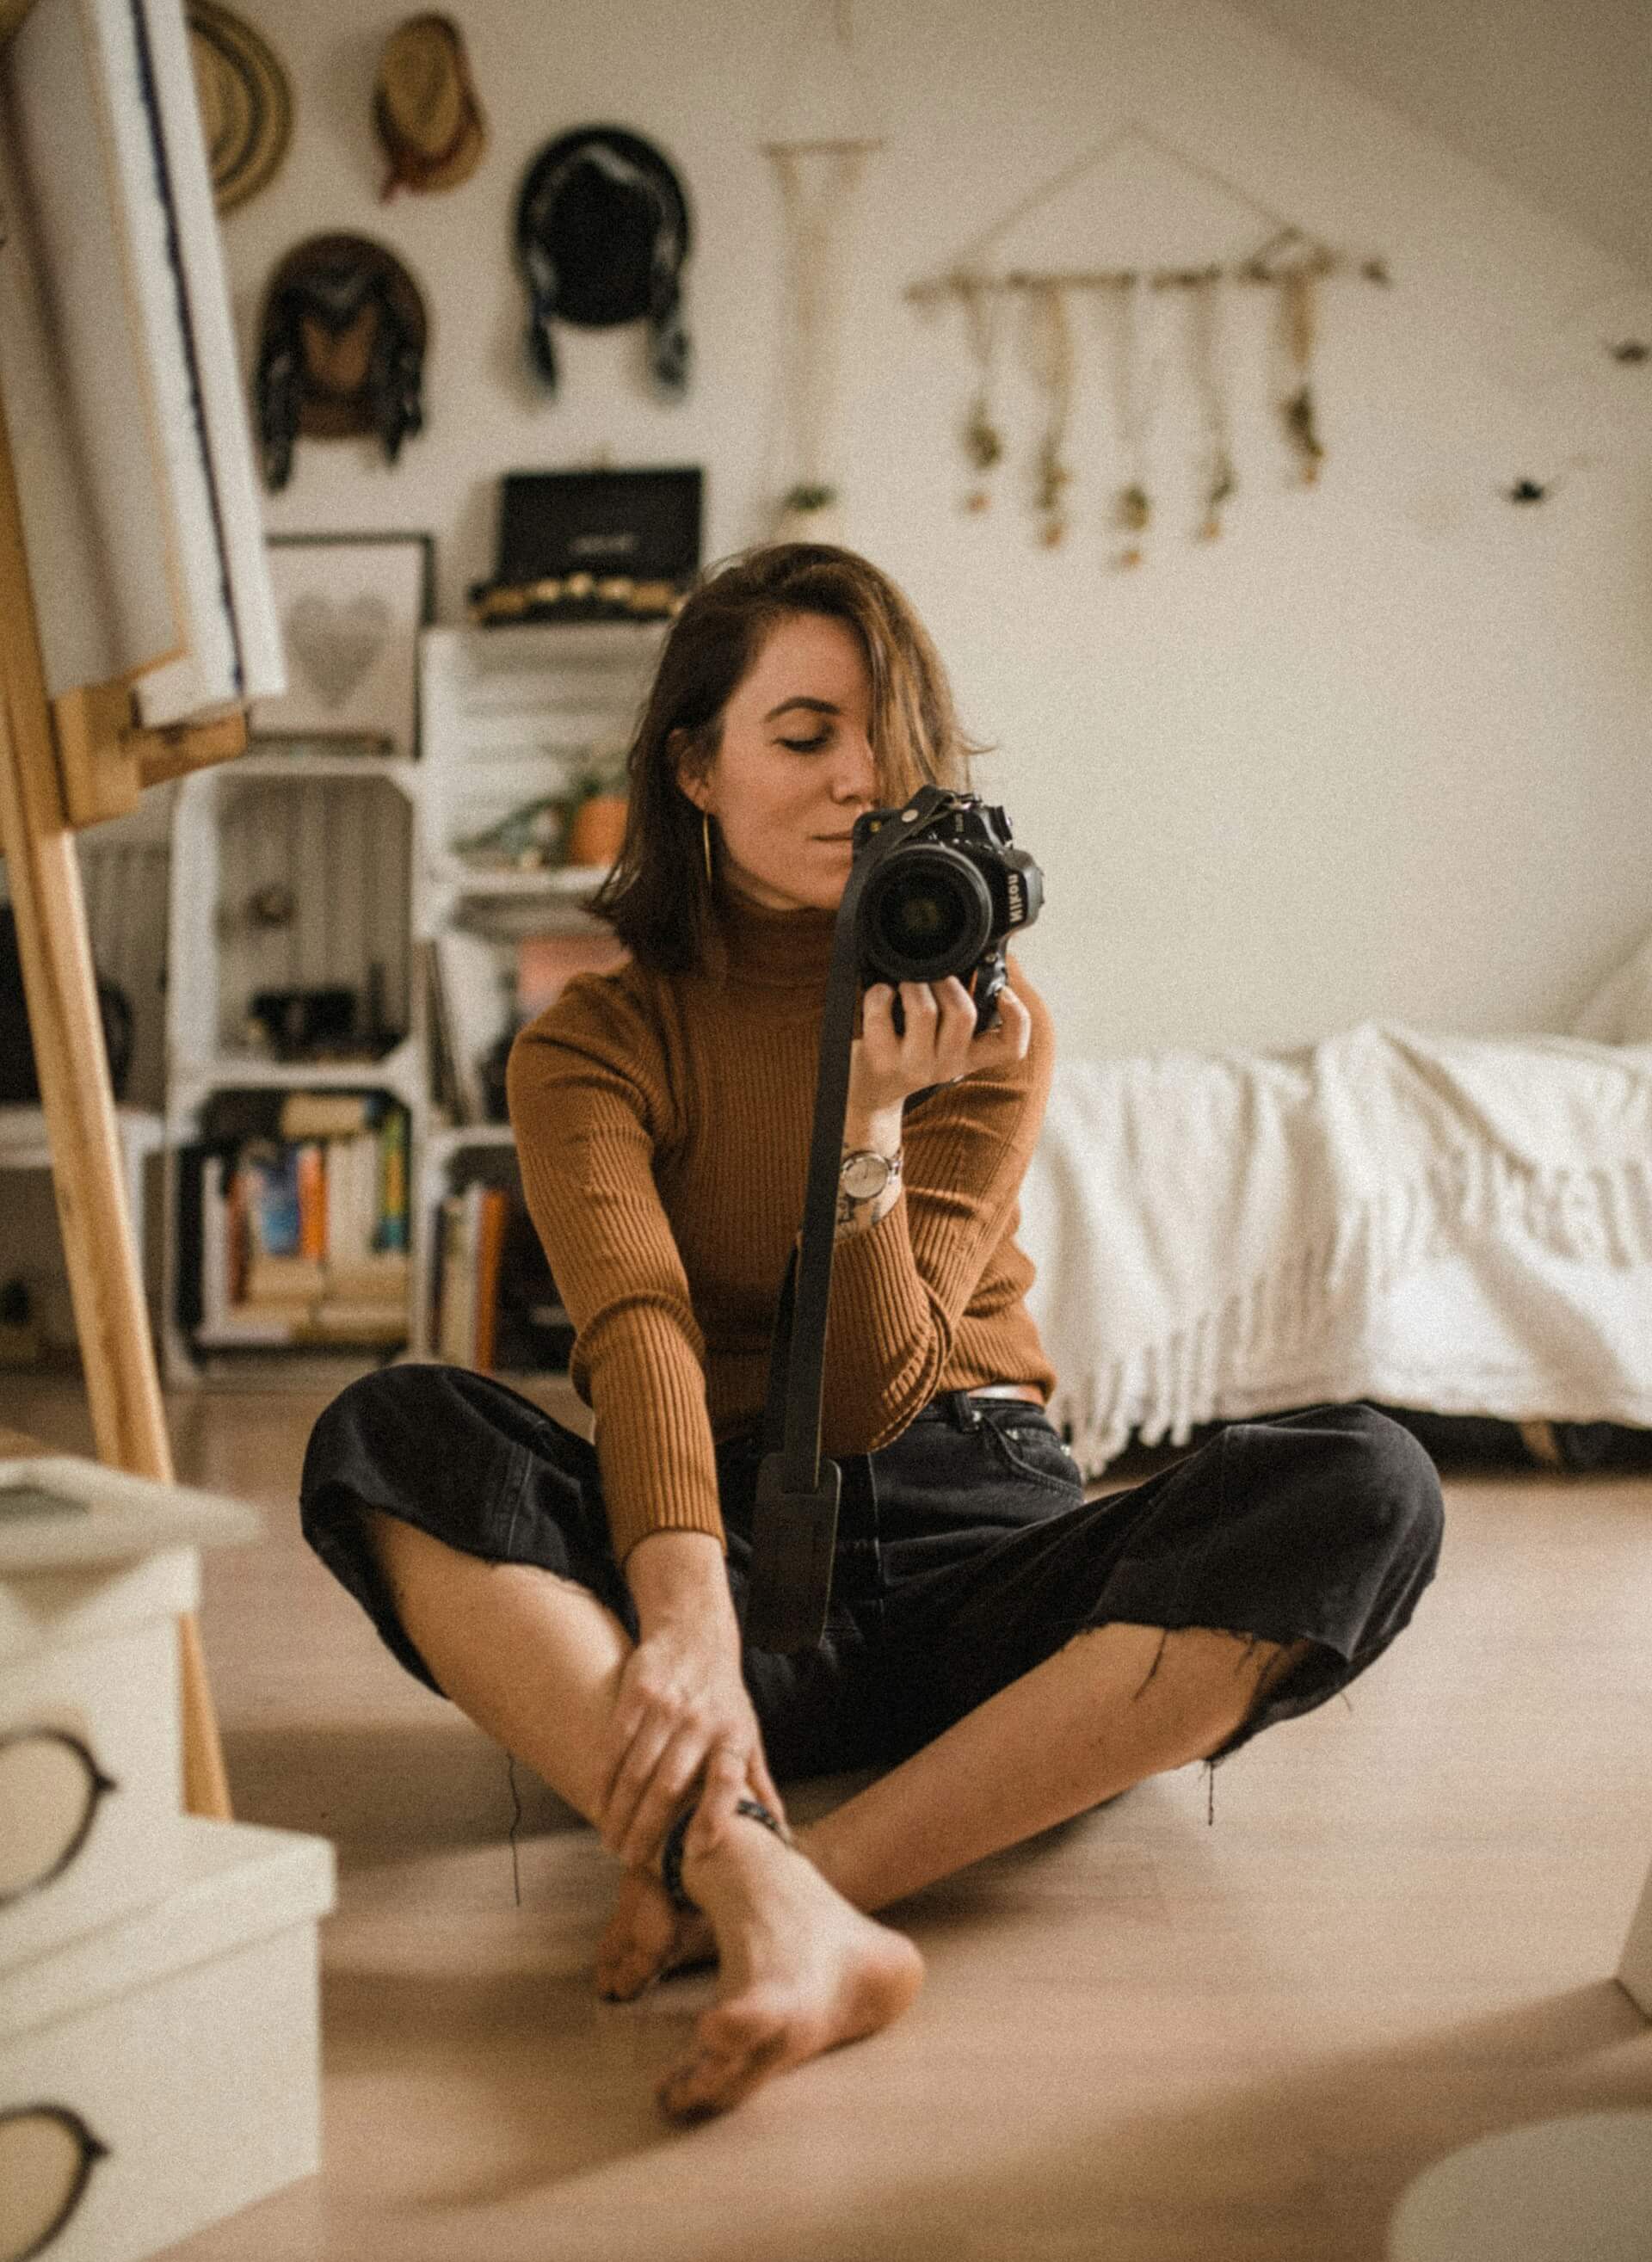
[561,741,630,868]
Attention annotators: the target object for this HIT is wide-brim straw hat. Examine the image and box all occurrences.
[373,14,487,198]
[187,0,293,213]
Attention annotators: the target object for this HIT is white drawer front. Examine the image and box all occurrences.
[0,1617,182,1969]
[0,1917,323,2262]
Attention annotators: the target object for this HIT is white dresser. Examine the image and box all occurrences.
[0,1455,335,2262]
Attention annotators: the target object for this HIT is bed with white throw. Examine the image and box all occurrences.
[1018,1011,1652,1481]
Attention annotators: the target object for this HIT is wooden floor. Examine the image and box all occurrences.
[7,1372,1652,2262]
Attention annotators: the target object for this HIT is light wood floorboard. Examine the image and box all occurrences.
[5,1374,1650,2261]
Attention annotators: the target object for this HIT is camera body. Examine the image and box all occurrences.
[850,786,1043,1029]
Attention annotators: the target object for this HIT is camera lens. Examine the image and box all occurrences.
[860,846,994,982]
[888,876,967,955]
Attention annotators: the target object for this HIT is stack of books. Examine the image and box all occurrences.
[434,1179,576,1376]
[180,1092,410,1350]
[435,1183,508,1370]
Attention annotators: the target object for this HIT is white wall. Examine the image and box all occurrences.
[1227,0,1652,286]
[228,0,1652,1057]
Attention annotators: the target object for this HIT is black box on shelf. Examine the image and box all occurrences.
[469,467,702,626]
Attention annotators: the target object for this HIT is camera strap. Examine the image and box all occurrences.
[745,815,910,1653]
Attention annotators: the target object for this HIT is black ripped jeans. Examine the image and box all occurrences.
[299,1365,1444,1784]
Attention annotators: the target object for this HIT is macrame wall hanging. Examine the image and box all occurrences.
[908,124,1390,568]
[764,2,883,542]
[767,138,879,541]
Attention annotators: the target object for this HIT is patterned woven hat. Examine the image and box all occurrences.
[515,126,692,398]
[255,234,428,491]
[187,0,293,213]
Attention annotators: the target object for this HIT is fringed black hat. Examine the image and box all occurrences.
[255,233,428,491]
[515,126,691,400]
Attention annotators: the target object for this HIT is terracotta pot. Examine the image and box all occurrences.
[564,793,627,867]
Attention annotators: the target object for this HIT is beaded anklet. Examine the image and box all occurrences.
[660,1797,785,1914]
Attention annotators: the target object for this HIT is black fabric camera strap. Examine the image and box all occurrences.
[745,810,920,1654]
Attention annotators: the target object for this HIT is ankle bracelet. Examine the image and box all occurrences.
[660,1797,784,1914]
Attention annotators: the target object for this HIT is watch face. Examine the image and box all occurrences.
[841,1150,892,1200]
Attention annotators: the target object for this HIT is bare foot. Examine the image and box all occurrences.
[595,1866,713,2001]
[656,1815,923,2122]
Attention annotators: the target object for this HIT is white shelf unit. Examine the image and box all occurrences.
[419,619,661,892]
[157,626,663,1387]
[410,622,663,1362]
[162,751,422,1387]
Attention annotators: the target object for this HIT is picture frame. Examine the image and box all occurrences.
[250,532,435,759]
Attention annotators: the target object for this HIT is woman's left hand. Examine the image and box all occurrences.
[848,978,1032,1121]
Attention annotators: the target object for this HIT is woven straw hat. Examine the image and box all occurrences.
[187,0,293,213]
[373,14,486,198]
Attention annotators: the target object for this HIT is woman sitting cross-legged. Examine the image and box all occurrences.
[299,541,1444,2122]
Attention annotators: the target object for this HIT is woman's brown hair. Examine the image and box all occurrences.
[587,542,982,973]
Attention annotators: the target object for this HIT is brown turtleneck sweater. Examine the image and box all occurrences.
[506,893,1057,1562]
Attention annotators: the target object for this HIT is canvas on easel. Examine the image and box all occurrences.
[0,0,284,1817]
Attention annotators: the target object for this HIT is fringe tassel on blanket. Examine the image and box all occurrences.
[1046,1147,1652,1481]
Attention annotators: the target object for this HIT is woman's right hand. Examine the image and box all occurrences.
[602,1530,783,1872]
[848,976,1032,1122]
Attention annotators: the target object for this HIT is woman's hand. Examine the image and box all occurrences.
[848,977,1032,1124]
[603,1531,783,1871]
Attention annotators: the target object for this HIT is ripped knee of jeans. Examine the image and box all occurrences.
[1125,1623,1316,1707]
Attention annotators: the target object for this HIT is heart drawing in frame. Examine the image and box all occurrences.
[285,591,392,712]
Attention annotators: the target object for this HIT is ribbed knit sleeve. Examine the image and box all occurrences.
[506,973,725,1562]
[820,957,1056,1451]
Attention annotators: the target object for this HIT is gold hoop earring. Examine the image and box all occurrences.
[701,810,714,885]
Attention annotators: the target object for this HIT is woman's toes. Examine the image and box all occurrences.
[596,1941,656,2002]
[657,2024,787,2122]
[595,1870,716,2000]
[595,1871,679,2000]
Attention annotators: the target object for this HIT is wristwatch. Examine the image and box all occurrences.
[839,1147,903,1201]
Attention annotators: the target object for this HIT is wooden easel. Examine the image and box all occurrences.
[0,382,247,1819]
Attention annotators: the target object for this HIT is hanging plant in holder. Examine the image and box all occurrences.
[767,138,879,541]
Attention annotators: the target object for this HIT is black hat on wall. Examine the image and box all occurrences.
[255,233,428,490]
[515,126,692,399]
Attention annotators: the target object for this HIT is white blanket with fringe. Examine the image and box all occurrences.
[1017,1022,1652,1477]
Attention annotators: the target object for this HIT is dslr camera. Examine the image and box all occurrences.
[850,786,1044,1030]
